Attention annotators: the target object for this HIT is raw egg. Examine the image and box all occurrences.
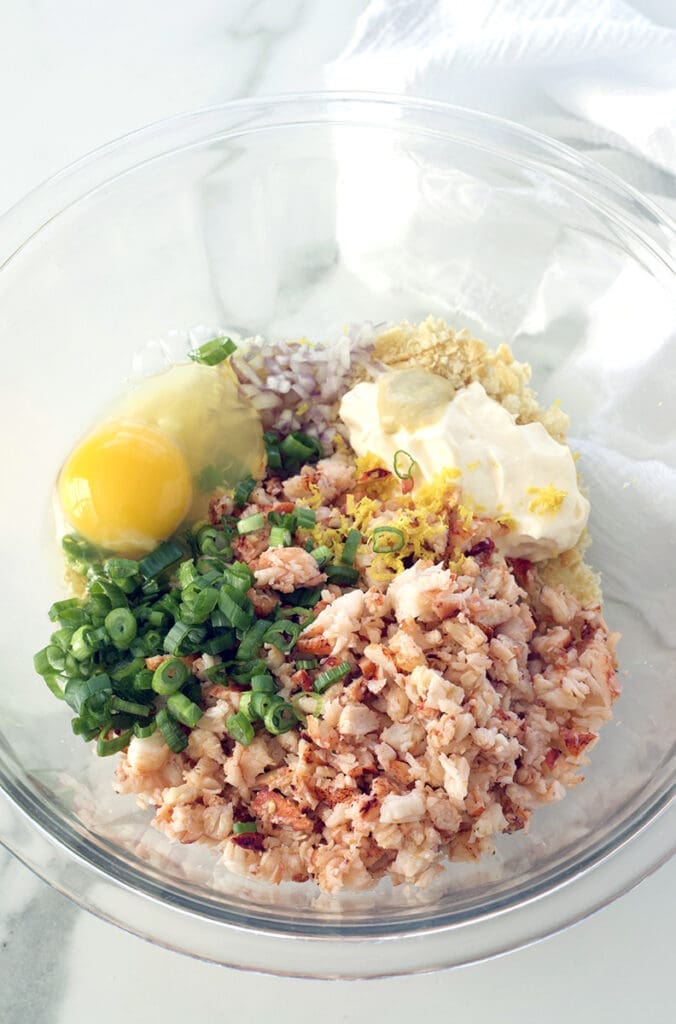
[58,360,265,555]
[58,421,193,556]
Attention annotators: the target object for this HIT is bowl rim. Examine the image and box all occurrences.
[0,91,674,976]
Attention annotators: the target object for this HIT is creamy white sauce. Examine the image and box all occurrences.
[339,376,589,560]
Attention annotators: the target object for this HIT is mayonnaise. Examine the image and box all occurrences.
[339,372,589,560]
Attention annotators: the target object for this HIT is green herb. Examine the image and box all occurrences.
[263,701,298,735]
[152,657,189,695]
[393,449,417,480]
[232,821,257,835]
[156,708,188,753]
[314,661,351,694]
[188,336,237,366]
[237,512,265,535]
[233,476,256,508]
[138,541,183,579]
[324,564,359,586]
[372,526,406,553]
[226,712,254,747]
[167,692,202,728]
[340,529,361,566]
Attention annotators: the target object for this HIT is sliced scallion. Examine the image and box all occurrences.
[340,529,361,566]
[188,336,236,366]
[232,821,257,835]
[233,475,256,508]
[324,564,359,586]
[295,508,316,529]
[314,661,351,694]
[104,608,138,650]
[393,449,417,480]
[152,657,189,695]
[225,712,254,747]
[269,525,292,548]
[138,541,183,579]
[263,701,297,735]
[96,728,133,757]
[167,692,202,728]
[156,708,188,753]
[309,545,332,568]
[237,512,265,535]
[371,526,406,554]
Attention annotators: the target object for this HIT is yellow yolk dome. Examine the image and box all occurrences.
[58,420,192,555]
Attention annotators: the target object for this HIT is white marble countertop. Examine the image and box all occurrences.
[1,2,674,1021]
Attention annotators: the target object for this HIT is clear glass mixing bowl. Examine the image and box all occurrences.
[0,94,674,978]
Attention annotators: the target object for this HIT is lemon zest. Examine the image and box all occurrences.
[527,484,566,515]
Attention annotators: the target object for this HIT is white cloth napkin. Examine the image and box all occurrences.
[327,0,676,215]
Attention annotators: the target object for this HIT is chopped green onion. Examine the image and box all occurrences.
[178,559,200,588]
[309,546,332,568]
[232,820,257,835]
[163,621,206,655]
[185,587,220,624]
[237,619,271,661]
[265,446,283,470]
[372,526,406,554]
[237,512,265,535]
[295,658,318,670]
[341,529,361,566]
[50,627,75,652]
[156,708,188,753]
[138,541,183,579]
[295,508,316,529]
[202,664,231,685]
[393,449,417,480]
[71,717,98,740]
[226,712,254,747]
[48,598,83,624]
[110,696,152,717]
[251,691,282,719]
[314,661,351,694]
[251,673,276,692]
[152,657,189,695]
[233,475,256,508]
[104,608,138,650]
[289,586,323,608]
[269,525,292,548]
[237,691,257,721]
[97,728,133,757]
[188,336,237,365]
[218,588,253,631]
[141,629,163,655]
[280,434,314,463]
[196,525,228,555]
[42,672,66,700]
[89,577,128,609]
[133,720,157,739]
[263,619,301,653]
[133,668,154,692]
[167,692,202,728]
[104,558,139,580]
[111,656,145,683]
[64,674,112,714]
[263,701,297,735]
[70,625,96,661]
[33,647,52,676]
[324,564,359,586]
[223,563,254,592]
[203,631,236,656]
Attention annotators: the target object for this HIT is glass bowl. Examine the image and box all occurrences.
[0,93,674,978]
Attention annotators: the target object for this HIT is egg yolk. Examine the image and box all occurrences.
[58,420,192,555]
